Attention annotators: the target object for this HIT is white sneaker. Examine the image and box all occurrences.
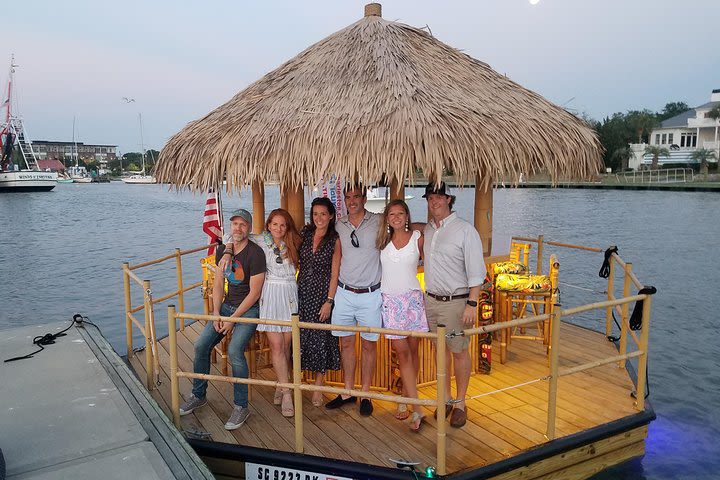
[179,395,207,416]
[224,405,250,430]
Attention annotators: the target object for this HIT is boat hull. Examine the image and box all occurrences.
[0,171,57,192]
[122,175,156,184]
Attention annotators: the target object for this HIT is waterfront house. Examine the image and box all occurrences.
[628,89,720,169]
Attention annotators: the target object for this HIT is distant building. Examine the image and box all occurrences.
[629,89,720,169]
[31,140,117,175]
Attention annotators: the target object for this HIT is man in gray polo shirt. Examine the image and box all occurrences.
[423,182,485,428]
[325,184,382,416]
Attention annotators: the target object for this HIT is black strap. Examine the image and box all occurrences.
[599,246,618,278]
[629,286,657,330]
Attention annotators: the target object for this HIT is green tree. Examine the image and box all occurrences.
[611,146,634,171]
[644,145,670,170]
[708,105,720,157]
[658,101,690,122]
[626,109,658,143]
[690,148,716,177]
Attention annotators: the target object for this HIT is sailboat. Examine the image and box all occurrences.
[122,113,156,184]
[67,116,92,183]
[0,55,57,192]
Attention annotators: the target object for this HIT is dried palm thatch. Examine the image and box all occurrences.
[157,3,602,192]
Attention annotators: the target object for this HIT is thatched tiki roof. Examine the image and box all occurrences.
[156,3,602,193]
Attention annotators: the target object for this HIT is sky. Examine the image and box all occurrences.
[4,0,719,154]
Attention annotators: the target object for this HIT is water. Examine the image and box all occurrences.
[1,182,718,479]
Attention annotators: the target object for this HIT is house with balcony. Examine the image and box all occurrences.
[629,89,720,169]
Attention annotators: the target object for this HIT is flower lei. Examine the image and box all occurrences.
[262,231,287,259]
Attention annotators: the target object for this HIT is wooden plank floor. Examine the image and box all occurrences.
[129,321,639,475]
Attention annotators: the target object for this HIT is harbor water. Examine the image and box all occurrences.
[1,182,718,479]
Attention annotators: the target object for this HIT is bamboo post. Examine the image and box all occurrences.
[280,186,289,211]
[474,180,493,257]
[536,235,544,275]
[168,305,180,428]
[252,180,265,234]
[605,258,615,337]
[546,309,562,440]
[389,177,404,201]
[436,324,447,476]
[619,263,632,366]
[634,295,652,410]
[175,248,185,331]
[287,183,305,232]
[142,279,154,390]
[123,263,133,359]
[291,314,304,452]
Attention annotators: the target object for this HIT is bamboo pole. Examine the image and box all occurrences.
[175,248,185,331]
[252,180,265,234]
[474,179,492,257]
[536,234,544,275]
[123,263,133,359]
[560,350,643,377]
[125,268,144,287]
[280,186,289,211]
[436,324,447,476]
[287,183,305,231]
[142,279,154,390]
[168,305,180,428]
[291,314,304,452]
[605,259,615,337]
[619,263,632,366]
[389,177,404,201]
[546,309,561,440]
[634,295,652,410]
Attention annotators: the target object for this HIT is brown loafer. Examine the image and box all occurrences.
[450,408,467,428]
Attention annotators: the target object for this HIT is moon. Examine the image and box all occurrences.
[529,0,540,4]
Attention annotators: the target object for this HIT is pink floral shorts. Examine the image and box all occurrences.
[381,289,429,339]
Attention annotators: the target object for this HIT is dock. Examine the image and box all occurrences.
[0,321,213,480]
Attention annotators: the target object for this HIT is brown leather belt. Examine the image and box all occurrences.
[338,281,381,294]
[426,292,470,302]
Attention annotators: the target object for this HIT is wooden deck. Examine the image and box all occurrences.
[129,320,645,477]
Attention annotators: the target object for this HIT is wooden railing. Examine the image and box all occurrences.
[122,243,212,389]
[126,235,654,476]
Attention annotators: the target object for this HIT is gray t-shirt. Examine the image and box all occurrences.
[336,211,382,287]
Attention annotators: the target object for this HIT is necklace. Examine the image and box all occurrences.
[263,231,287,260]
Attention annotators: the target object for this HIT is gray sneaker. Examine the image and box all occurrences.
[224,405,250,430]
[179,395,207,416]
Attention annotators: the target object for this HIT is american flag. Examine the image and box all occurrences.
[202,189,223,255]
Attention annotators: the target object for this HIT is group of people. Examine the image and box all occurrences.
[179,182,485,433]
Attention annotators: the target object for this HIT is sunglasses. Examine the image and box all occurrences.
[273,246,283,264]
[350,230,359,248]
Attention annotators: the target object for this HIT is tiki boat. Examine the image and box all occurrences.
[121,4,656,479]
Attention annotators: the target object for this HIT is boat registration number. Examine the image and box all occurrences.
[245,462,353,480]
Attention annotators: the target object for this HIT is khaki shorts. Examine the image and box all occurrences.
[425,295,469,353]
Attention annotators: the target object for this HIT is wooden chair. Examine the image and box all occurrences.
[495,254,560,363]
[509,241,531,268]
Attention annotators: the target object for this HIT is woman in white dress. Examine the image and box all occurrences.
[253,208,301,417]
[376,200,428,432]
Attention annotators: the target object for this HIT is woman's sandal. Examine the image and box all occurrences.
[273,388,283,406]
[312,392,324,407]
[281,391,294,417]
[394,403,410,420]
[409,411,425,432]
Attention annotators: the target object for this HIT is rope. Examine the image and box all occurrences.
[451,375,551,402]
[599,246,618,278]
[629,286,657,330]
[3,314,98,362]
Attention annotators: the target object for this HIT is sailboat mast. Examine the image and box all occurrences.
[138,113,145,173]
[4,55,14,125]
[72,116,78,167]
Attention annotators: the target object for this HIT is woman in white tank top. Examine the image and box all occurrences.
[377,200,428,432]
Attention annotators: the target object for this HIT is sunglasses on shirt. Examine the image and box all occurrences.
[350,230,359,248]
[273,246,283,264]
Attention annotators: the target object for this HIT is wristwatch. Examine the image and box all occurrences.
[326,297,335,305]
[466,300,478,307]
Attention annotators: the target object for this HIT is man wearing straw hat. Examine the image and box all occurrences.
[423,183,485,428]
[326,184,382,416]
[179,208,266,430]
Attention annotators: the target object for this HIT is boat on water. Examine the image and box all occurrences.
[365,186,414,213]
[119,4,656,478]
[0,55,57,192]
[122,113,156,184]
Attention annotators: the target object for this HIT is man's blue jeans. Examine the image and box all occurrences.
[191,303,259,407]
